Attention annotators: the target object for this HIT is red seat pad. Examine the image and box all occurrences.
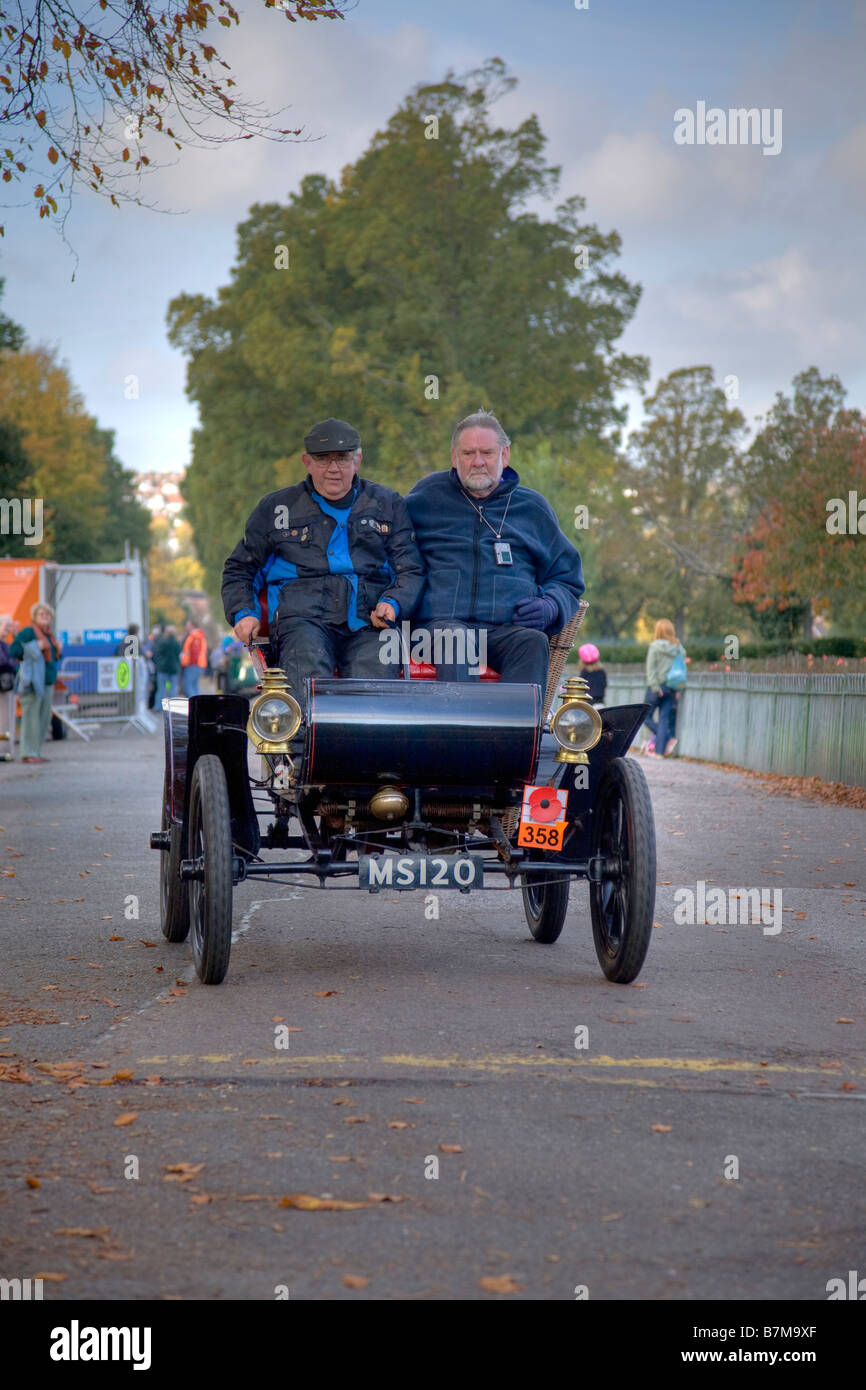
[407,661,499,681]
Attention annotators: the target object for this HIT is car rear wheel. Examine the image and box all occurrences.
[159,773,190,943]
[590,756,655,983]
[522,856,570,943]
[188,754,233,985]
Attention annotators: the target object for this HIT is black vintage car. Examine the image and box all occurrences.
[151,605,656,986]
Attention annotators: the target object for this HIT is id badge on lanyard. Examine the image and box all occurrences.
[494,541,513,566]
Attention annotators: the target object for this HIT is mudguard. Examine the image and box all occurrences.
[162,694,260,857]
[538,702,651,856]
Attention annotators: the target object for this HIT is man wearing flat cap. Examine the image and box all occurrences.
[222,418,425,704]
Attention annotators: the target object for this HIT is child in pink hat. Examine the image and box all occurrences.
[578,643,606,706]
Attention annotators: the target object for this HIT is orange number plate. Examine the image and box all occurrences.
[517,820,566,851]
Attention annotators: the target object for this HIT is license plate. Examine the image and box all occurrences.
[359,853,484,892]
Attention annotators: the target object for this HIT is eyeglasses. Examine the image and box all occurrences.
[309,452,357,466]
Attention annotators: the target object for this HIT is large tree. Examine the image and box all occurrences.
[732,369,866,637]
[0,339,151,561]
[627,366,746,637]
[168,59,648,596]
[0,0,347,233]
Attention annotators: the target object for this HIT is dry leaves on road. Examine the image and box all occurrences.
[836,1018,855,1024]
[343,1275,369,1288]
[278,1193,371,1211]
[164,1163,205,1182]
[651,1124,672,1133]
[439,1143,463,1154]
[113,1113,138,1127]
[25,1175,41,1188]
[479,1275,523,1294]
[53,1226,110,1242]
[313,990,340,997]
[388,1121,411,1129]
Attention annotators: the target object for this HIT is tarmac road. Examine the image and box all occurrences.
[1,729,864,1301]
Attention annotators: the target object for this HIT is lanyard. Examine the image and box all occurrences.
[460,486,513,540]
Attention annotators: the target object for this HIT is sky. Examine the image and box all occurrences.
[2,0,864,476]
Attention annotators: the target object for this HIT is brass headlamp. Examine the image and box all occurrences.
[246,667,303,754]
[551,675,603,764]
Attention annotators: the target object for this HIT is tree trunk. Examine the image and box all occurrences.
[802,598,813,641]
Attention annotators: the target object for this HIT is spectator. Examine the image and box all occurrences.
[0,616,18,758]
[644,619,686,757]
[143,627,159,708]
[153,624,182,701]
[180,618,208,697]
[577,642,607,706]
[10,601,63,764]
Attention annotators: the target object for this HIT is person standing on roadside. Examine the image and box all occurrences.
[9,601,62,764]
[644,619,686,757]
[0,616,19,758]
[180,618,208,697]
[153,624,182,701]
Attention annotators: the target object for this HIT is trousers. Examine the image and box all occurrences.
[276,618,397,708]
[19,683,54,758]
[427,621,549,690]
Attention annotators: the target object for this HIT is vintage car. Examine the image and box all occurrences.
[151,603,656,986]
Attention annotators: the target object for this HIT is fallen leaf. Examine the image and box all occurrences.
[403,1097,425,1103]
[836,1018,855,1024]
[343,1275,369,1288]
[189,1194,212,1206]
[479,1274,523,1294]
[25,1175,41,1188]
[601,1212,622,1221]
[53,1226,110,1242]
[113,1113,138,1127]
[313,990,340,997]
[87,1183,116,1195]
[344,1115,369,1124]
[650,1124,672,1133]
[163,1162,205,1182]
[112,1069,134,1081]
[388,1121,410,1129]
[367,1193,405,1203]
[108,935,125,942]
[841,1082,857,1092]
[439,1143,463,1154]
[34,1272,66,1281]
[278,1193,371,1211]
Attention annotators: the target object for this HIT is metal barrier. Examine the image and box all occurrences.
[604,669,866,788]
[56,656,157,739]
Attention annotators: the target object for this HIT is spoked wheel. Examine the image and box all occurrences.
[590,757,656,982]
[187,754,233,985]
[159,773,190,943]
[522,853,570,943]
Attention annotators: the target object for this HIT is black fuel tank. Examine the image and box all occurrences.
[305,678,541,787]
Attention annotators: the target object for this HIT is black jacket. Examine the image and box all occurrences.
[406,467,585,630]
[222,476,425,631]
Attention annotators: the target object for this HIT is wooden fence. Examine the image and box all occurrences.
[602,671,866,787]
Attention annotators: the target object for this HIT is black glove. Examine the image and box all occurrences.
[513,595,559,630]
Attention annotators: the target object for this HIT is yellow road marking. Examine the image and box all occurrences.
[136,1052,863,1078]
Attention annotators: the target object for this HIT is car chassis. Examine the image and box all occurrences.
[152,626,657,986]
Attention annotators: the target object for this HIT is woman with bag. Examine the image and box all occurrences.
[9,601,62,764]
[644,619,687,757]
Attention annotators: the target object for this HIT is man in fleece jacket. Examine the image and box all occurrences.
[405,410,585,691]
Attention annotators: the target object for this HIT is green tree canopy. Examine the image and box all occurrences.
[627,366,746,637]
[168,59,648,597]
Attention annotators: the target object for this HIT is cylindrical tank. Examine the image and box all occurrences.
[305,678,541,787]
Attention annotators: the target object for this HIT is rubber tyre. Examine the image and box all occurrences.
[521,856,570,943]
[188,754,233,985]
[159,773,190,943]
[590,756,656,983]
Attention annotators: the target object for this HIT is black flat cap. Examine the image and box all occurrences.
[303,417,361,453]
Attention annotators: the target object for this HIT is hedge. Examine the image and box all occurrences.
[580,636,866,664]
